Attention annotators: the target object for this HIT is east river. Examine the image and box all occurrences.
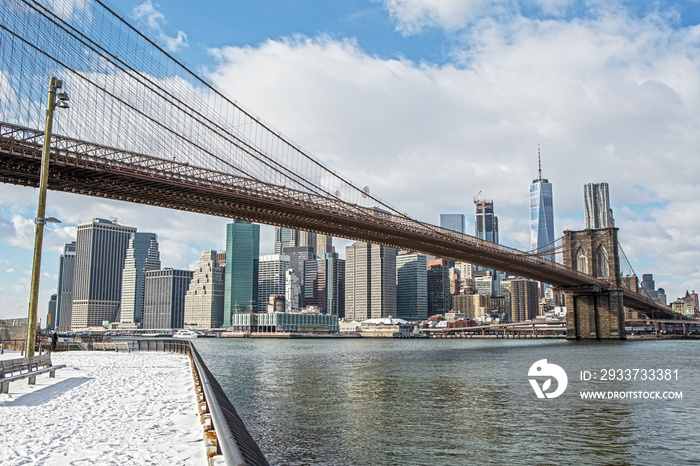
[192,337,700,465]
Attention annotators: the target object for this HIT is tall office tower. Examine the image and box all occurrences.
[46,294,57,331]
[583,182,614,229]
[474,198,500,290]
[345,242,397,321]
[641,273,663,303]
[530,154,555,261]
[427,258,451,316]
[440,214,466,234]
[281,245,315,308]
[509,278,540,322]
[298,231,317,253]
[184,250,224,329]
[316,234,334,254]
[396,252,427,321]
[119,232,160,327]
[475,199,498,243]
[224,221,260,326]
[55,241,76,330]
[71,218,137,329]
[285,269,301,313]
[304,253,346,316]
[142,269,193,329]
[257,254,290,313]
[274,227,298,254]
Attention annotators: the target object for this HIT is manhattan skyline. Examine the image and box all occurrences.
[0,0,699,319]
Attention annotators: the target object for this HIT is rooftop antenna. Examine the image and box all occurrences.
[538,143,542,181]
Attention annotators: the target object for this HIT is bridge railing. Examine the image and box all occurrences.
[133,339,269,466]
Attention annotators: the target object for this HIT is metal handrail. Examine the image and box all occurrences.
[133,339,268,466]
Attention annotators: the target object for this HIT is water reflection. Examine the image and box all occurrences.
[193,338,700,465]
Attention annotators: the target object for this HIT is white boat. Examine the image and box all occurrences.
[173,329,200,338]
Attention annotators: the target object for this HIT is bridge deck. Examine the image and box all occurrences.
[0,121,677,318]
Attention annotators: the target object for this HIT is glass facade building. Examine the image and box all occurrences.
[224,220,260,326]
[303,253,345,317]
[440,214,466,234]
[583,182,614,229]
[55,241,76,330]
[396,252,427,321]
[257,254,290,313]
[530,159,555,263]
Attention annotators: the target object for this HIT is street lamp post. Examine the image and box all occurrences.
[25,77,69,358]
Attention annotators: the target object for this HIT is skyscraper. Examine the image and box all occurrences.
[345,242,397,321]
[224,220,260,325]
[274,227,298,254]
[257,254,290,313]
[120,232,160,327]
[184,250,224,329]
[71,218,136,329]
[474,198,500,291]
[583,182,614,229]
[143,268,193,329]
[298,230,316,253]
[303,252,345,316]
[316,234,334,254]
[427,258,451,316]
[55,241,76,330]
[281,245,315,308]
[475,199,498,243]
[530,154,555,262]
[508,278,540,322]
[440,214,466,234]
[396,252,427,321]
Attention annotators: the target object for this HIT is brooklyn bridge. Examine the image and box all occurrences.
[0,0,682,340]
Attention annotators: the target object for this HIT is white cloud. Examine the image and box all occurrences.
[207,11,700,301]
[379,0,495,33]
[132,0,188,52]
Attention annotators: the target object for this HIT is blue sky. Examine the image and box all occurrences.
[1,0,700,320]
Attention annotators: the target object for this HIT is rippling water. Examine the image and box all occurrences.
[192,338,700,465]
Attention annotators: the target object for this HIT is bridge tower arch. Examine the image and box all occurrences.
[562,228,625,340]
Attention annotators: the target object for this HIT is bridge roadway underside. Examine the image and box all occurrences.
[0,124,676,318]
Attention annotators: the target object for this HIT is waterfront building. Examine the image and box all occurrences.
[359,317,420,338]
[440,213,466,234]
[184,250,224,329]
[345,242,397,321]
[224,221,260,325]
[55,241,76,331]
[427,258,451,317]
[396,252,427,321]
[229,312,339,333]
[508,278,540,322]
[671,291,698,317]
[143,268,193,329]
[46,294,57,331]
[285,269,301,313]
[119,232,161,327]
[303,253,345,317]
[274,227,298,254]
[258,254,290,313]
[71,218,137,329]
[583,182,614,229]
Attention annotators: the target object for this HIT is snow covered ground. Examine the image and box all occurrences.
[0,350,207,465]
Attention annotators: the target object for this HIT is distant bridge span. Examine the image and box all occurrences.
[0,121,676,318]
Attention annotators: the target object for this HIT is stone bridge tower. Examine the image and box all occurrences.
[562,227,625,340]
